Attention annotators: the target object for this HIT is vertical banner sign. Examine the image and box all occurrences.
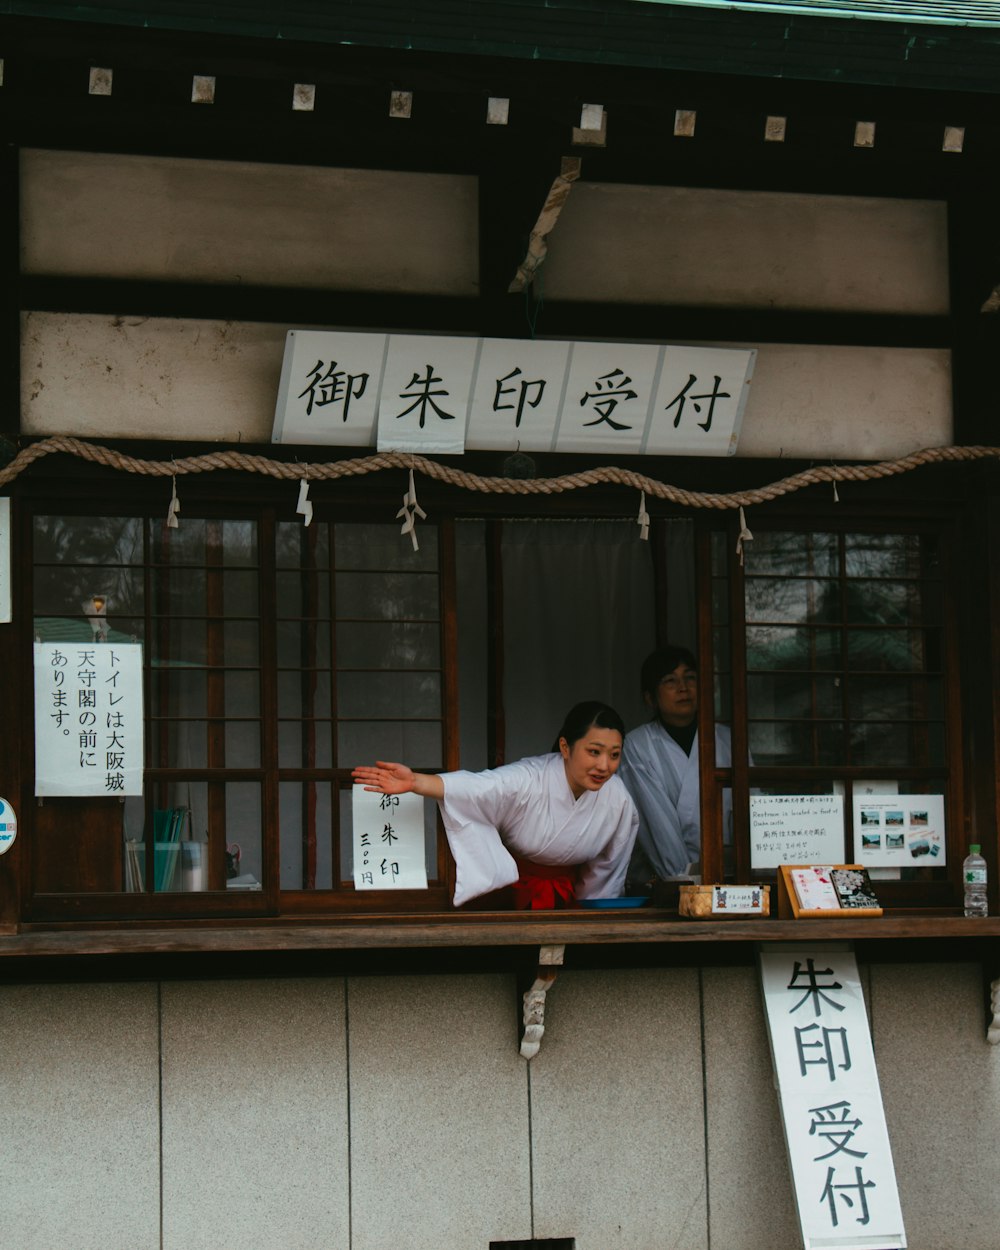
[352,786,428,890]
[34,642,144,796]
[759,945,906,1250]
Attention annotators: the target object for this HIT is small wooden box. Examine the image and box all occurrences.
[776,864,883,919]
[678,883,770,919]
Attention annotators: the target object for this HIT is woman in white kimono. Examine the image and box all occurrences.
[352,701,639,909]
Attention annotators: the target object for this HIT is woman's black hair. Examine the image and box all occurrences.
[552,700,626,752]
[639,645,697,698]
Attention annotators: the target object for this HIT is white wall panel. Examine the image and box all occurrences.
[21,313,952,458]
[0,983,160,1250]
[545,183,949,314]
[21,150,478,296]
[160,980,349,1250]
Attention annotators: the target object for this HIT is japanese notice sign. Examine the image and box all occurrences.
[351,786,428,891]
[750,795,845,870]
[852,794,946,868]
[759,945,906,1250]
[273,330,756,456]
[33,642,144,796]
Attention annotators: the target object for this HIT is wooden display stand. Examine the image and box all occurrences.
[776,864,883,919]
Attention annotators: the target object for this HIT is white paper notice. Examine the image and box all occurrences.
[759,946,906,1250]
[853,794,946,867]
[750,794,845,870]
[352,786,428,890]
[34,642,144,796]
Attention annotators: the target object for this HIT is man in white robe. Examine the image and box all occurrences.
[619,645,734,889]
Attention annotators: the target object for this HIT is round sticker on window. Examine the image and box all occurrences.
[0,797,17,855]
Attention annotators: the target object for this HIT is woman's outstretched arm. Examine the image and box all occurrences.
[351,760,445,800]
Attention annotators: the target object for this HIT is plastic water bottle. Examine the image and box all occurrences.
[963,844,988,918]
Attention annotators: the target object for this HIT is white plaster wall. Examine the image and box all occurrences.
[871,963,1000,1250]
[530,966,708,1250]
[20,150,478,296]
[0,982,160,1250]
[1,962,993,1250]
[347,973,531,1250]
[160,980,350,1250]
[20,312,952,457]
[544,183,949,314]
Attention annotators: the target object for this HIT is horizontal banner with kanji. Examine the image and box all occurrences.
[273,330,756,456]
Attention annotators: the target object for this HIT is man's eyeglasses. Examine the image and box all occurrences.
[659,672,697,691]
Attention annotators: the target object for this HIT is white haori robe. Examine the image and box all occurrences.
[438,752,639,906]
[618,721,734,885]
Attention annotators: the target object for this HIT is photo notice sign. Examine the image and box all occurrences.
[750,794,845,870]
[852,794,946,868]
[34,642,144,796]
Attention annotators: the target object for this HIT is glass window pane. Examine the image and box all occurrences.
[224,620,260,666]
[745,578,840,625]
[844,580,939,627]
[337,621,440,669]
[746,627,841,671]
[749,721,846,767]
[34,515,144,565]
[744,531,839,577]
[225,783,263,892]
[748,673,842,720]
[150,617,209,666]
[150,670,207,716]
[276,520,330,570]
[850,722,945,768]
[34,564,145,619]
[336,522,437,571]
[278,720,333,768]
[275,570,331,619]
[152,569,206,615]
[151,518,206,564]
[277,620,332,667]
[280,781,335,890]
[223,570,258,615]
[225,670,260,717]
[847,629,938,673]
[849,676,943,722]
[845,533,940,580]
[335,572,439,621]
[221,520,258,567]
[225,721,260,766]
[339,721,443,770]
[278,671,332,717]
[155,720,207,768]
[338,672,441,719]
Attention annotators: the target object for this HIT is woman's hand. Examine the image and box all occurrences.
[351,761,416,795]
[350,761,445,800]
